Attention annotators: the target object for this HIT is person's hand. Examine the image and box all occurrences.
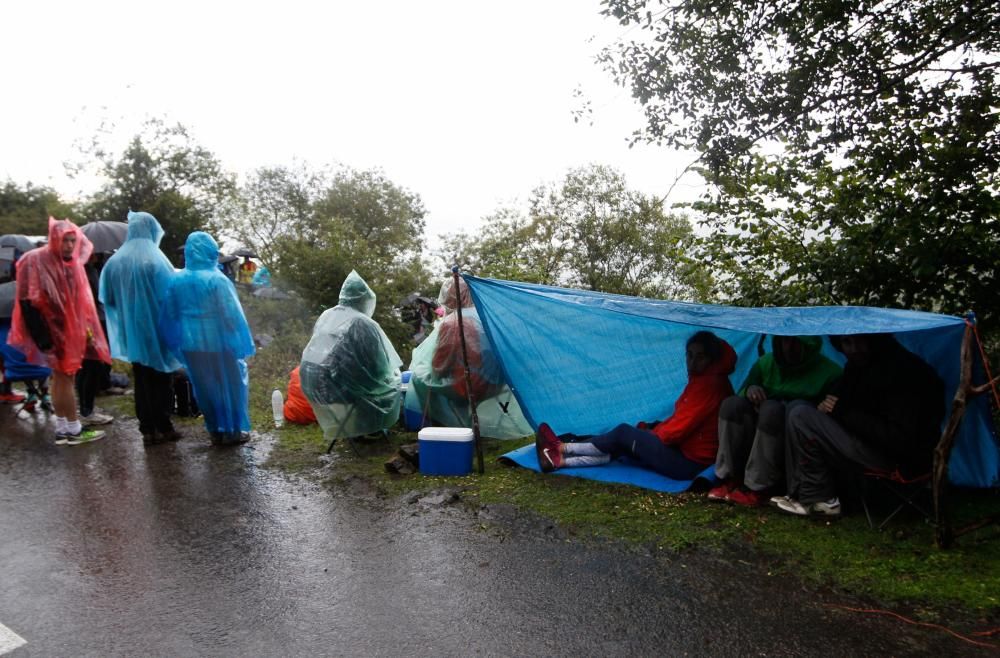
[86,327,95,346]
[745,385,767,405]
[818,395,839,414]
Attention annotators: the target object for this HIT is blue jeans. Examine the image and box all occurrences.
[590,423,707,480]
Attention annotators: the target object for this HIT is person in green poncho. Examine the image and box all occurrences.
[708,335,841,507]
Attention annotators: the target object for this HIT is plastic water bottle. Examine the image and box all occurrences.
[271,389,284,428]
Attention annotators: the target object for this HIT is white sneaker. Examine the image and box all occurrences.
[770,495,810,516]
[810,497,841,516]
[80,411,113,426]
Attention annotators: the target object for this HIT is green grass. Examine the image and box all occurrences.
[240,289,1000,620]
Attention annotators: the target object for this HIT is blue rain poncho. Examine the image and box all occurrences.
[406,277,532,439]
[251,266,271,287]
[300,270,402,441]
[159,232,255,435]
[98,211,181,373]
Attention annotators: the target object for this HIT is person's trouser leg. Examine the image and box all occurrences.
[148,368,176,434]
[714,395,756,480]
[590,423,707,480]
[744,399,787,491]
[75,359,101,417]
[132,362,154,435]
[786,405,894,504]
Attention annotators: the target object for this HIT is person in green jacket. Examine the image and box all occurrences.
[707,335,841,506]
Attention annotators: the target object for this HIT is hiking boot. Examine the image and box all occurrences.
[728,486,768,507]
[0,391,26,403]
[535,422,562,473]
[80,411,113,426]
[770,495,810,516]
[707,479,737,502]
[810,497,842,517]
[64,429,106,446]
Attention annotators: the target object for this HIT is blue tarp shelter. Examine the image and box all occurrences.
[466,276,999,489]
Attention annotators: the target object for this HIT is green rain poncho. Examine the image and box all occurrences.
[405,277,532,439]
[299,271,402,440]
[737,335,842,402]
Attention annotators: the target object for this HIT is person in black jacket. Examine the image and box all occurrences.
[771,333,945,517]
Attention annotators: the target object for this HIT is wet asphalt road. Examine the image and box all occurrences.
[0,403,990,657]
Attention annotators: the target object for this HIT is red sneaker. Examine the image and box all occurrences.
[707,479,738,502]
[728,487,768,507]
[535,422,563,473]
[0,392,26,403]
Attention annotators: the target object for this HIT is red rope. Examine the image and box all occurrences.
[970,321,1000,413]
[824,604,998,649]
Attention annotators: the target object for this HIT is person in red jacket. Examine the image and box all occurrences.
[535,330,737,480]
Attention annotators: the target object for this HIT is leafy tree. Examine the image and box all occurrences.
[278,168,434,359]
[599,0,1000,322]
[72,119,236,260]
[441,165,709,300]
[224,162,326,271]
[0,180,78,236]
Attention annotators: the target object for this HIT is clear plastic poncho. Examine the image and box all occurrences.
[406,277,532,439]
[159,232,255,434]
[8,217,111,374]
[99,211,182,373]
[300,270,402,440]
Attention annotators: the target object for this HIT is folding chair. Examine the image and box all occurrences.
[860,468,933,531]
[323,402,392,455]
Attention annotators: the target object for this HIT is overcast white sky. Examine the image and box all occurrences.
[0,0,703,244]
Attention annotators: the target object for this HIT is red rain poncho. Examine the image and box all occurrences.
[8,218,111,374]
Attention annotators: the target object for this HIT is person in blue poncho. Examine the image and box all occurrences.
[300,270,402,443]
[99,211,184,445]
[251,266,271,288]
[159,232,255,446]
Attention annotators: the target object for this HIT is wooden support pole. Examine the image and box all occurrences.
[933,317,1000,548]
[451,267,485,475]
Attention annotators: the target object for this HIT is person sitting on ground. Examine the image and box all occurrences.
[771,333,945,517]
[708,335,842,506]
[282,365,317,425]
[535,330,737,480]
[8,217,112,445]
[407,277,532,439]
[159,232,255,446]
[100,211,184,445]
[299,270,402,442]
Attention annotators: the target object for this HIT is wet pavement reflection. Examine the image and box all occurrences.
[0,407,985,656]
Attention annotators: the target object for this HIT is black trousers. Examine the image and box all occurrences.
[133,362,176,435]
[75,359,105,417]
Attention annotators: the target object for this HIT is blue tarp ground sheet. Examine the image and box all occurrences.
[465,276,1000,490]
[499,443,719,493]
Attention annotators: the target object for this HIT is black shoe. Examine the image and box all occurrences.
[159,429,182,442]
[142,431,166,446]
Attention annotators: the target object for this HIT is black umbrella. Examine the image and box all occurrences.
[219,254,239,264]
[0,234,39,253]
[80,221,128,253]
[232,248,257,258]
[0,281,15,320]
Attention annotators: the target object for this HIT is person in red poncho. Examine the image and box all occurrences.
[9,218,112,445]
[282,366,317,425]
[535,330,737,480]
